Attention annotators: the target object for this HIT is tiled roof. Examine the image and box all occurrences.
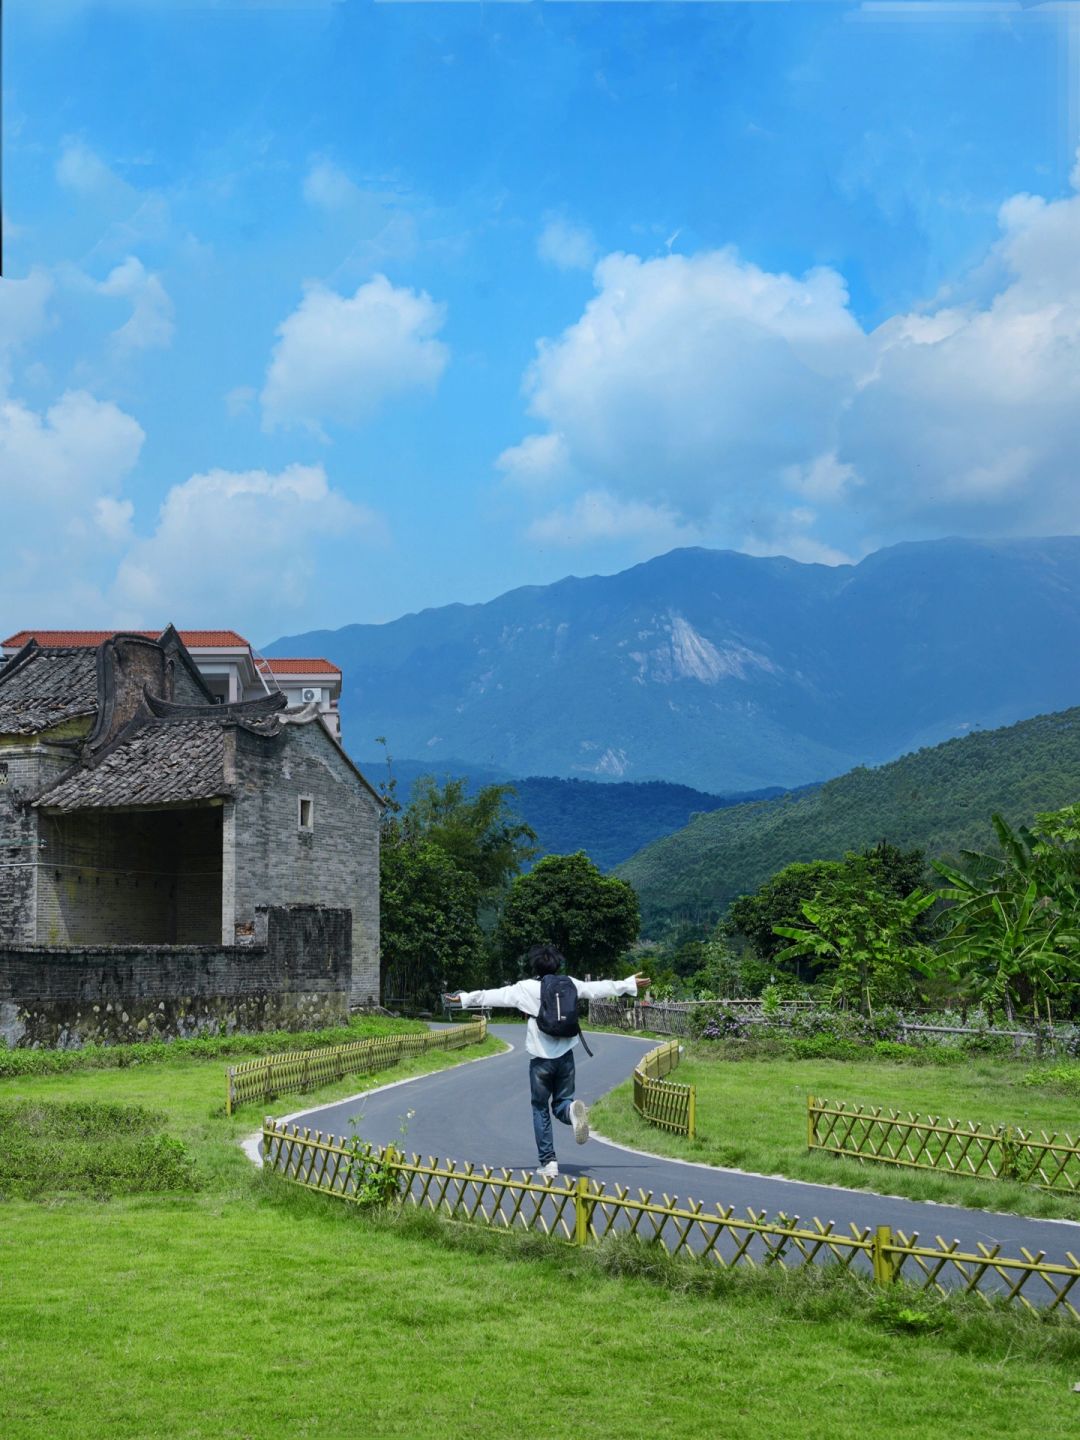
[264,658,341,675]
[35,720,229,812]
[0,647,99,735]
[2,629,249,649]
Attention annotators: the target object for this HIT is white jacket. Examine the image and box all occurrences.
[457,974,638,1058]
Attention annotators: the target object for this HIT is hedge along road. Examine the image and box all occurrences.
[268,1023,1080,1303]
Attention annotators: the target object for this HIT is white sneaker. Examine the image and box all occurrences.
[538,1160,559,1181]
[570,1099,590,1145]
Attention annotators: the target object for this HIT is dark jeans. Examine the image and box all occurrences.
[529,1051,576,1165]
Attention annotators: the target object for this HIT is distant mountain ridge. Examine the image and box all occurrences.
[268,537,1080,794]
[616,704,1080,937]
[371,757,800,872]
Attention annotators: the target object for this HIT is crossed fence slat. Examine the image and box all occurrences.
[807,1096,1080,1194]
[261,1119,1080,1318]
[632,1039,697,1138]
[226,1020,487,1113]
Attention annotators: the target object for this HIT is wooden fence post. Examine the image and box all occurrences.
[574,1176,593,1246]
[687,1086,697,1140]
[807,1095,815,1152]
[871,1225,897,1287]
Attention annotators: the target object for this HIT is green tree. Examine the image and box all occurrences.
[402,775,537,901]
[375,749,535,1008]
[494,851,640,977]
[933,811,1080,1023]
[726,844,929,971]
[773,878,937,1012]
[727,860,847,967]
[380,839,485,1010]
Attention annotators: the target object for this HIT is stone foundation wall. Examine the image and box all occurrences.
[0,903,350,1049]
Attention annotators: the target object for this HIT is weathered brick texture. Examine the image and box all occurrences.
[230,725,380,1006]
[0,903,350,1048]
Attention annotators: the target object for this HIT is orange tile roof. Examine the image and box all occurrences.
[264,657,340,675]
[2,629,250,650]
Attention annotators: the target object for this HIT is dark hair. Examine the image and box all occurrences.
[526,943,565,978]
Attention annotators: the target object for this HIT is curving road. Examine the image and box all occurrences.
[273,1023,1080,1300]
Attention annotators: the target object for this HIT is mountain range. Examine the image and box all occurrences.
[268,536,1080,795]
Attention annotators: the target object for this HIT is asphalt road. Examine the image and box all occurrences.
[274,1023,1080,1302]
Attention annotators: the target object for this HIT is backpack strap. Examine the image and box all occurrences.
[577,1027,594,1058]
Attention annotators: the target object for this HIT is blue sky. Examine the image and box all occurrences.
[3,1,1079,645]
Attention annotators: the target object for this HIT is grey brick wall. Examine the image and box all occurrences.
[0,903,351,1048]
[230,723,380,1006]
[33,805,223,945]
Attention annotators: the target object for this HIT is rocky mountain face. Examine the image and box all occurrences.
[267,537,1080,794]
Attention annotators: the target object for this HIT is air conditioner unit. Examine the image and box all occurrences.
[301,688,319,703]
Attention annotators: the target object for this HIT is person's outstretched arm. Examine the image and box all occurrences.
[572,973,651,1001]
[450,980,536,1013]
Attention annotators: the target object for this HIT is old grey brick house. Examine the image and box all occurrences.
[0,629,380,1037]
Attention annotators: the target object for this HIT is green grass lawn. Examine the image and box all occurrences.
[591,1047,1080,1221]
[3,1035,1080,1438]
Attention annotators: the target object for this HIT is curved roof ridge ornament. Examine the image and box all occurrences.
[143,687,288,720]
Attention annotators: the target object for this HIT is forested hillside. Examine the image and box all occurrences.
[616,706,1080,936]
[368,757,792,871]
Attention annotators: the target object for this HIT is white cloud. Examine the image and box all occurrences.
[110,464,387,635]
[97,257,174,352]
[496,432,570,490]
[506,172,1080,559]
[94,496,135,543]
[739,508,854,568]
[0,390,144,504]
[301,157,419,264]
[782,451,862,503]
[56,138,118,197]
[225,385,256,417]
[518,248,863,524]
[260,275,449,433]
[0,390,145,624]
[537,217,597,272]
[303,158,360,211]
[527,490,699,549]
[0,268,54,388]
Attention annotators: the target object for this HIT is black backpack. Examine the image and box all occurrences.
[536,975,593,1055]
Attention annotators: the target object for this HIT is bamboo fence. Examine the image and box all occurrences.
[261,1120,1080,1318]
[632,1038,696,1138]
[226,1020,486,1114]
[808,1096,1080,1193]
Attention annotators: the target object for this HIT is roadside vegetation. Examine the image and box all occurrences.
[3,1045,1080,1439]
[0,1012,428,1080]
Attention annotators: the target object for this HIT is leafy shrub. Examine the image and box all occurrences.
[870,1040,925,1063]
[784,1036,863,1061]
[959,1030,1014,1058]
[873,1291,950,1335]
[689,1003,748,1040]
[1022,1063,1080,1095]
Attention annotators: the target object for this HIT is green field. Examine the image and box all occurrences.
[3,1037,1080,1439]
[591,1047,1080,1222]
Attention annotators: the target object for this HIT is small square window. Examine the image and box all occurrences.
[298,796,314,831]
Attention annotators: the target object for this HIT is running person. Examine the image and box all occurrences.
[450,943,650,1179]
